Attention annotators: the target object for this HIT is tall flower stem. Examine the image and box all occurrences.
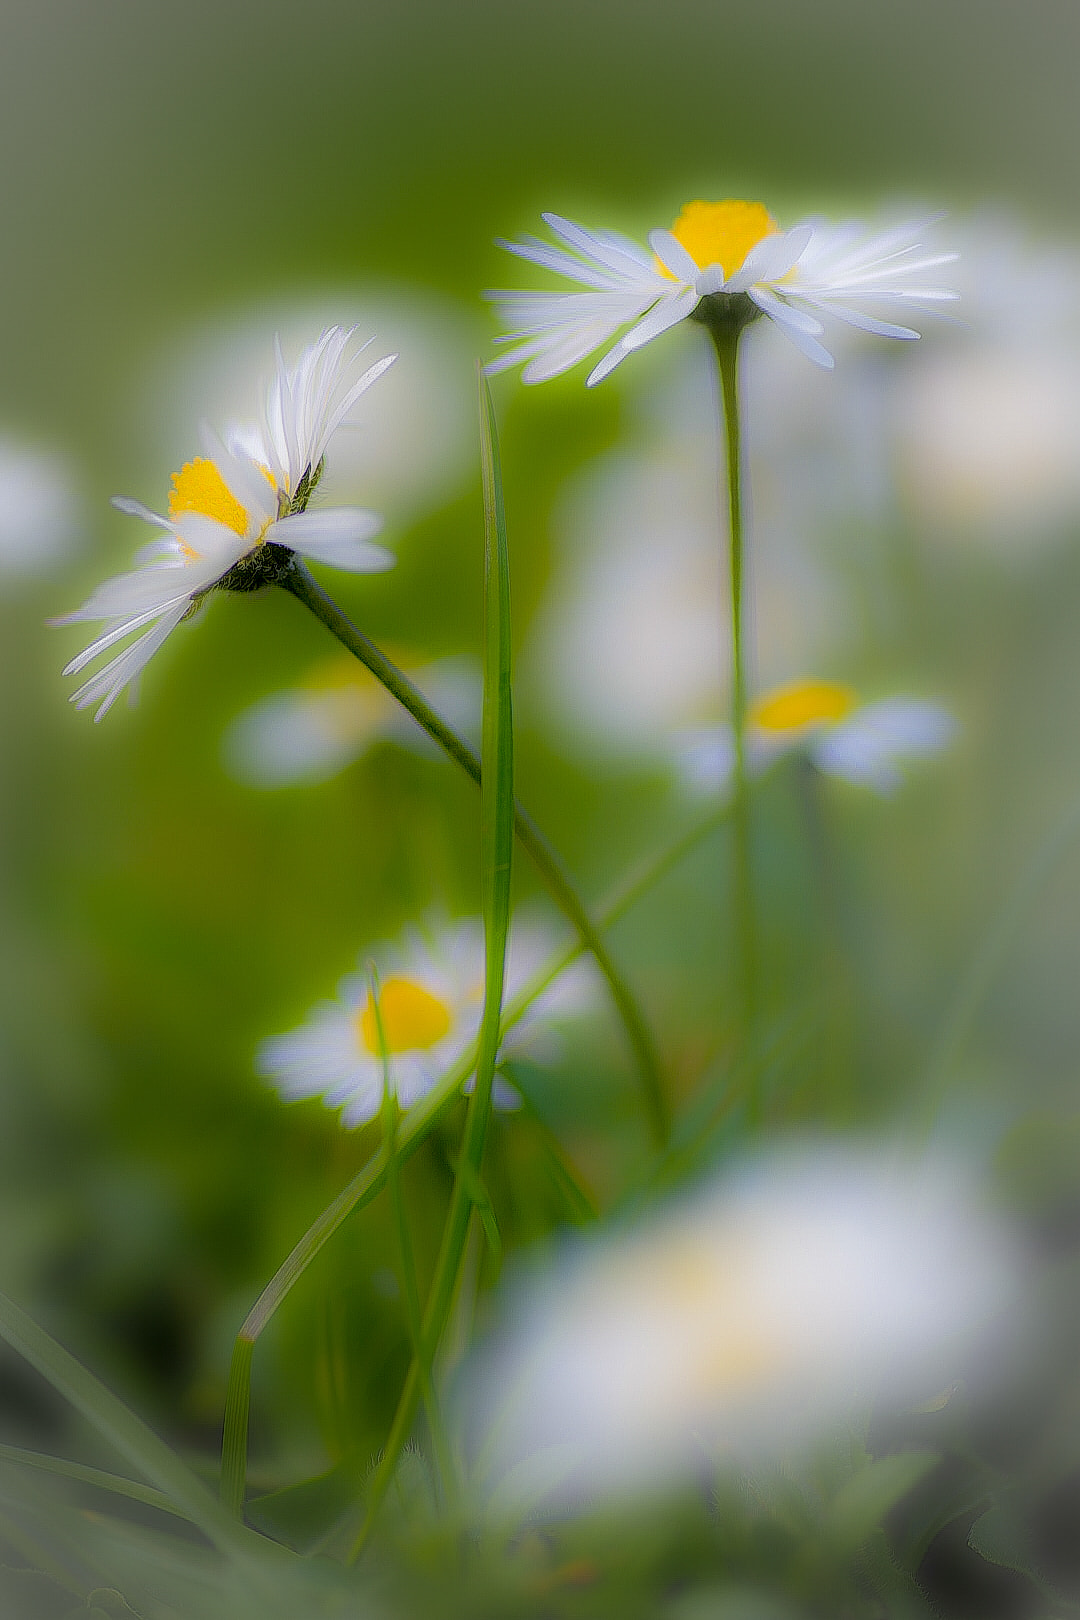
[710,326,759,1106]
[279,561,669,1148]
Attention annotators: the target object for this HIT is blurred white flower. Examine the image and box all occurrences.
[487,202,956,384]
[679,678,956,796]
[55,328,396,720]
[256,916,599,1128]
[0,437,82,579]
[888,216,1080,548]
[463,1146,1020,1510]
[523,348,851,756]
[223,652,481,788]
[142,290,478,530]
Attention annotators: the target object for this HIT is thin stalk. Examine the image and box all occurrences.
[370,965,456,1504]
[348,370,516,1559]
[280,560,668,1150]
[796,758,855,1125]
[218,796,731,1513]
[711,327,759,1105]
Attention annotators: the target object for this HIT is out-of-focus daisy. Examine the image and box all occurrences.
[887,217,1080,548]
[487,201,957,384]
[0,437,83,580]
[524,355,850,758]
[679,678,956,796]
[54,328,396,720]
[462,1146,1020,1508]
[223,652,481,788]
[256,917,598,1129]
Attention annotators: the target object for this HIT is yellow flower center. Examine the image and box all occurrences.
[358,977,453,1056]
[658,198,779,280]
[750,679,858,735]
[168,458,249,538]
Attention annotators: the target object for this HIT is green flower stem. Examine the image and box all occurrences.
[219,797,731,1517]
[280,560,668,1149]
[711,327,759,1111]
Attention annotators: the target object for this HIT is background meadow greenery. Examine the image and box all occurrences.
[3,0,1080,1612]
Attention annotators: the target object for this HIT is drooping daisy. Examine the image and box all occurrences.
[486,200,958,384]
[223,651,481,788]
[256,917,598,1128]
[54,328,397,720]
[462,1146,1019,1508]
[679,678,956,796]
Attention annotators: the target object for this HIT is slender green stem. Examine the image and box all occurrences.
[349,370,516,1559]
[280,560,668,1149]
[712,327,759,1110]
[218,797,731,1513]
[370,966,456,1503]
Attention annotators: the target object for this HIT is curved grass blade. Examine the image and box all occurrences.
[0,1288,258,1558]
[0,1441,188,1521]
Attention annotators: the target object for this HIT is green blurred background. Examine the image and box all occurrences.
[1,0,1080,1510]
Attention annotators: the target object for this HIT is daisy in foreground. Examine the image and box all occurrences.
[54,327,397,719]
[256,917,597,1128]
[461,1146,1019,1509]
[486,199,958,383]
[679,678,957,797]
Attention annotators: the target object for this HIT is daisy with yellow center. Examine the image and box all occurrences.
[256,917,599,1128]
[486,199,957,384]
[54,327,397,720]
[679,677,956,796]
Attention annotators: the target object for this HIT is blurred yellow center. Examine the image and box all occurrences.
[358,977,452,1055]
[658,198,779,279]
[168,458,249,537]
[750,680,858,734]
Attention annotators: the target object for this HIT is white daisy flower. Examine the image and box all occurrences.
[222,651,481,788]
[679,678,956,796]
[54,328,397,721]
[462,1146,1021,1509]
[486,199,957,384]
[0,437,83,579]
[256,917,599,1129]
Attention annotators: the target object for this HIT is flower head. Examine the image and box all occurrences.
[256,916,598,1128]
[461,1146,1019,1509]
[680,678,956,796]
[54,328,397,720]
[486,202,957,384]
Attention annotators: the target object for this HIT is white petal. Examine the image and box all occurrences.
[726,225,813,293]
[647,229,699,283]
[271,508,395,573]
[111,495,172,529]
[619,287,699,352]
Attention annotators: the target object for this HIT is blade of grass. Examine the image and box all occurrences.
[219,796,733,1512]
[0,1289,259,1560]
[348,368,516,1559]
[0,1441,188,1521]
